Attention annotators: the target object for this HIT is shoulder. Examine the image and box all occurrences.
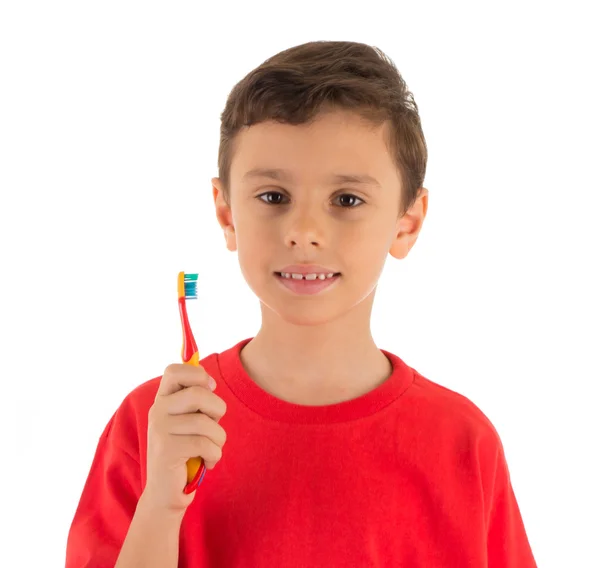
[400,368,511,501]
[414,371,497,424]
[407,368,505,459]
[403,369,524,529]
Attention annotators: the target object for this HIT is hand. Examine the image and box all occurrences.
[141,363,227,512]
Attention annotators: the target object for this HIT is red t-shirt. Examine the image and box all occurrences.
[66,337,537,567]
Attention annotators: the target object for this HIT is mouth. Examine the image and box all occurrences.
[274,271,341,281]
[274,271,341,295]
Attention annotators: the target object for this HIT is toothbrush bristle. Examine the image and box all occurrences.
[184,273,198,299]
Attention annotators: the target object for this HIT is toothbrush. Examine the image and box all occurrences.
[177,271,207,494]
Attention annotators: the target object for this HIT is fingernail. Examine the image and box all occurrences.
[208,376,217,391]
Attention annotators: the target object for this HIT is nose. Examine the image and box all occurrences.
[284,206,324,249]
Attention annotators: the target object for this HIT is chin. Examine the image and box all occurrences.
[260,297,346,327]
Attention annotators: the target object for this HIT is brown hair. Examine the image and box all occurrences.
[217,40,428,217]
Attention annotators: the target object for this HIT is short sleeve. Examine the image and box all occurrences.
[65,413,142,568]
[486,443,538,567]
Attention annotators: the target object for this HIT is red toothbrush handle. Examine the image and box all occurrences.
[178,296,205,493]
[178,297,198,363]
[183,463,206,494]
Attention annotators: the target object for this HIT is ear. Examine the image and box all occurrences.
[212,177,237,252]
[389,187,429,260]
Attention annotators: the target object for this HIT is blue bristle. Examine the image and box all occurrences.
[184,273,198,299]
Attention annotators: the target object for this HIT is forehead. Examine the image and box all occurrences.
[230,110,395,183]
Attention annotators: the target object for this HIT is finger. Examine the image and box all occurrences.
[156,363,216,396]
[166,413,227,448]
[163,386,227,422]
[169,434,223,467]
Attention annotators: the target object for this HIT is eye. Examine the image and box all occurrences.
[336,194,364,208]
[257,191,287,205]
[256,191,365,208]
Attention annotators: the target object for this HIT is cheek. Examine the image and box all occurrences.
[345,223,389,251]
[237,216,280,255]
[346,228,392,271]
[236,227,273,270]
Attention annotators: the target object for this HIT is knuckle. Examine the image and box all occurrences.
[195,436,208,458]
[163,363,178,375]
[194,412,209,433]
[191,385,208,406]
[199,437,222,463]
[210,443,223,463]
[203,416,226,445]
[198,414,226,447]
[219,425,227,446]
[217,398,227,419]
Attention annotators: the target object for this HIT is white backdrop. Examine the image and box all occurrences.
[1,1,599,566]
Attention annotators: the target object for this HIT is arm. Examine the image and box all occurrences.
[114,496,184,568]
[486,443,538,567]
[66,369,224,568]
[66,425,184,568]
[66,414,143,567]
[66,404,176,568]
[66,415,140,567]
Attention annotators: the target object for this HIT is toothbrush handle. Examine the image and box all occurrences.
[178,297,206,494]
[179,296,198,364]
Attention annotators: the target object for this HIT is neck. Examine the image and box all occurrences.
[239,292,393,405]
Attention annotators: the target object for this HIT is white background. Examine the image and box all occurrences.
[1,1,599,566]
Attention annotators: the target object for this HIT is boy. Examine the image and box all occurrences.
[66,40,537,567]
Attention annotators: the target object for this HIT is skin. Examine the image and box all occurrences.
[212,108,428,406]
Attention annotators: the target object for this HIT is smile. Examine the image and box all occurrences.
[274,272,341,295]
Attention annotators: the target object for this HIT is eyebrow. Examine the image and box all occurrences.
[241,168,381,188]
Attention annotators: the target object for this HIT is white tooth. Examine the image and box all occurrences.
[280,272,336,280]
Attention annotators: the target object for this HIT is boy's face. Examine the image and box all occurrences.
[212,109,428,326]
